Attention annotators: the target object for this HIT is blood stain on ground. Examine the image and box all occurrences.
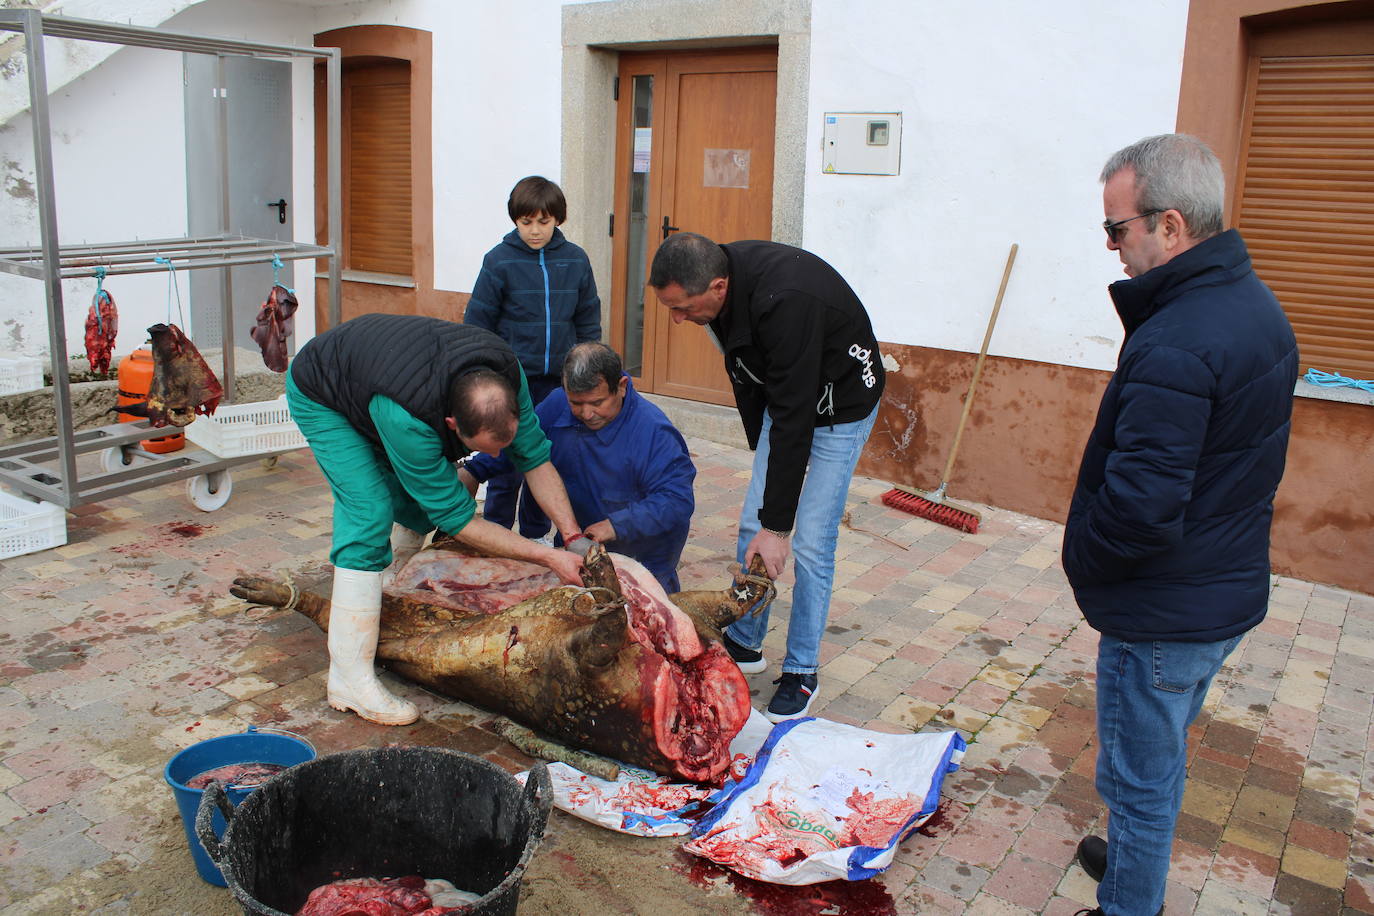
[166,522,210,538]
[916,805,950,837]
[672,850,897,916]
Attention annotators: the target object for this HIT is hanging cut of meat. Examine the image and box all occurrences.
[84,289,118,375]
[116,323,224,427]
[250,284,298,372]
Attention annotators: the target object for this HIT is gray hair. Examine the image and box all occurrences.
[1101,134,1225,239]
[561,341,623,394]
[648,232,728,295]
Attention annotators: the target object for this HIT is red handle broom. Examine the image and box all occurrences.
[882,242,1019,534]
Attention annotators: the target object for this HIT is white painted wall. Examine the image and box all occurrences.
[803,0,1190,371]
[0,0,564,364]
[2,0,1192,376]
[0,42,191,358]
[429,2,564,293]
[0,0,317,361]
[0,0,200,125]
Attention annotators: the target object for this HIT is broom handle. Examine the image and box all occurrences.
[940,243,1018,485]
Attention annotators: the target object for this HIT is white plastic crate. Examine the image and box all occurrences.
[186,395,305,458]
[0,489,67,559]
[0,355,43,395]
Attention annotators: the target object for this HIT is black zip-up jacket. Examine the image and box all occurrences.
[709,241,885,531]
[289,314,524,463]
[1063,230,1297,642]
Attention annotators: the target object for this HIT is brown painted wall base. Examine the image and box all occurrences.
[313,280,468,329]
[862,341,1373,595]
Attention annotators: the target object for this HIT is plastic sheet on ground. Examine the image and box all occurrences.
[516,712,964,886]
[516,709,774,837]
[683,718,965,884]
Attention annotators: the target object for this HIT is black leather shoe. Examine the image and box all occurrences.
[1077,834,1107,882]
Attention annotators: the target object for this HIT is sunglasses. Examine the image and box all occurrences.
[1103,209,1163,243]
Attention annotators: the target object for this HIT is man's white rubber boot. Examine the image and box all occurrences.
[326,566,419,726]
[381,524,426,587]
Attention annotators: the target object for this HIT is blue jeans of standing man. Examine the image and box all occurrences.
[1094,632,1243,916]
[725,405,878,674]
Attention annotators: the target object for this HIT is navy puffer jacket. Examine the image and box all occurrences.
[1063,229,1298,642]
[463,228,601,379]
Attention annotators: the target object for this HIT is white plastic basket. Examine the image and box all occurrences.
[0,355,43,395]
[0,489,67,559]
[185,395,305,458]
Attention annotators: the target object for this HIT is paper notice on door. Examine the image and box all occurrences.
[703,148,750,189]
[633,128,652,173]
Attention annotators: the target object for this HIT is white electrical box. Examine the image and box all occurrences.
[822,112,902,176]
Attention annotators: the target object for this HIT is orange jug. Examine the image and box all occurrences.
[115,348,185,453]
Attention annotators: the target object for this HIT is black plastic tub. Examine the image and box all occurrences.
[196,746,551,916]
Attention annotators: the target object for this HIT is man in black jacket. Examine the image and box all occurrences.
[1064,135,1297,916]
[650,234,885,722]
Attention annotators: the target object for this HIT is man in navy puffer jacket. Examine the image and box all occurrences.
[1065,134,1297,916]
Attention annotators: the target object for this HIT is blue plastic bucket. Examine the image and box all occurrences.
[164,726,315,886]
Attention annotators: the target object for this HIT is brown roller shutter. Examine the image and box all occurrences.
[343,62,412,276]
[1236,54,1374,380]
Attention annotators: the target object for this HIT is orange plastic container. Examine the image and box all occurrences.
[116,348,185,453]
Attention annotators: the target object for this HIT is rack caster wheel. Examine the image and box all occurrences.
[260,455,279,470]
[187,470,232,511]
[101,446,136,474]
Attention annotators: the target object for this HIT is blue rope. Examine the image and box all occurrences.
[271,255,295,295]
[1304,368,1374,394]
[154,256,187,331]
[92,266,108,333]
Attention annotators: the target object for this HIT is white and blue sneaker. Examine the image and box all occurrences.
[765,672,818,722]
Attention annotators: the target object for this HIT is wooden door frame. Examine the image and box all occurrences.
[609,46,778,401]
[609,55,667,362]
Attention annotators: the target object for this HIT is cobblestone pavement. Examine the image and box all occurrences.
[1,438,1370,915]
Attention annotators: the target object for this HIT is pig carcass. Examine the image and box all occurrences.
[231,544,774,783]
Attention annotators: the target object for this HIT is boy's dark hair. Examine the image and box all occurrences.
[448,369,518,441]
[648,232,728,295]
[562,342,623,394]
[508,176,567,224]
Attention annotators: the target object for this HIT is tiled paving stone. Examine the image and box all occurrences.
[1,442,1371,914]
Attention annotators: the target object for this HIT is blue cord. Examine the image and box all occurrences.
[1304,368,1374,394]
[92,266,108,333]
[154,256,187,331]
[271,254,295,295]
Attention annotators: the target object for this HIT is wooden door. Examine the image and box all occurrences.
[610,48,777,405]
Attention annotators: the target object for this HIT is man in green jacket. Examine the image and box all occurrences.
[287,314,585,726]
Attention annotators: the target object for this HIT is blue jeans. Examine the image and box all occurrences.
[483,373,560,535]
[725,405,878,674]
[1095,632,1243,916]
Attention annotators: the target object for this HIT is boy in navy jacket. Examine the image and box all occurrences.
[464,176,601,533]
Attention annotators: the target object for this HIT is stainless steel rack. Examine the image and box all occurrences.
[0,10,342,511]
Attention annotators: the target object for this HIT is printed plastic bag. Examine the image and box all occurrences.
[516,710,774,837]
[683,718,965,884]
